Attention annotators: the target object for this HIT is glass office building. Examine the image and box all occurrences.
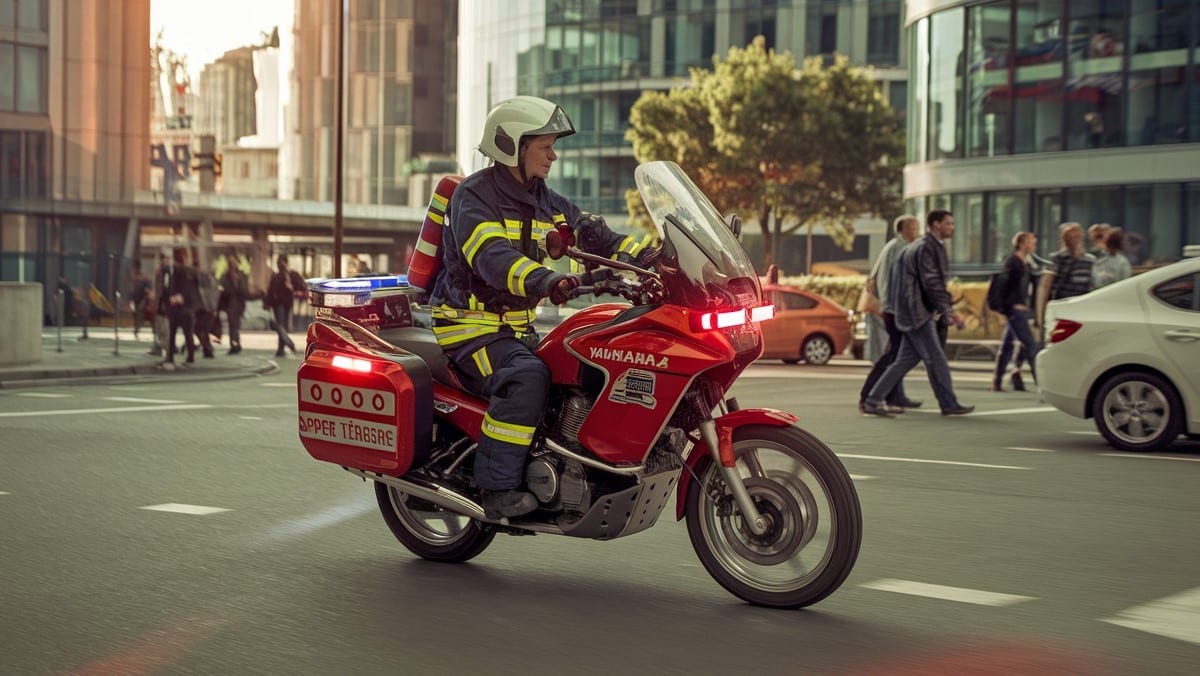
[905,0,1200,269]
[459,0,908,235]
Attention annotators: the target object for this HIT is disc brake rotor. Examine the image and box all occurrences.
[718,477,806,565]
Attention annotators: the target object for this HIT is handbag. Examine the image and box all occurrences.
[856,286,881,315]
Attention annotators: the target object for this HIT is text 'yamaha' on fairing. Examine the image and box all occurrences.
[296,161,862,608]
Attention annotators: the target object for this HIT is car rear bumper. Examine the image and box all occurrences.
[1036,347,1089,418]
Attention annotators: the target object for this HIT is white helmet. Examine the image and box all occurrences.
[479,96,575,167]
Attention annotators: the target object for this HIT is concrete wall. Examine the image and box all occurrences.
[0,283,43,367]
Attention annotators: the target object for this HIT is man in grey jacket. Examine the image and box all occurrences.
[858,214,923,413]
[862,210,973,417]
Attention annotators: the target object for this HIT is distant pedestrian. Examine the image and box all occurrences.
[862,210,973,417]
[264,254,299,357]
[1087,223,1111,258]
[150,252,171,356]
[130,265,152,339]
[991,232,1042,392]
[857,214,923,413]
[163,249,202,367]
[1091,228,1132,288]
[1036,222,1095,331]
[219,251,249,354]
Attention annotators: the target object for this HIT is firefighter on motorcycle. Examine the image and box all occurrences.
[428,96,648,519]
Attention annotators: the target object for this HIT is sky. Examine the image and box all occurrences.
[150,0,294,81]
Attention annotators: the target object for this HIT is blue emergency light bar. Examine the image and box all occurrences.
[307,274,410,293]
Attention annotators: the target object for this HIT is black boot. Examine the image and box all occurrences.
[1011,371,1026,392]
[991,376,1004,392]
[482,489,538,519]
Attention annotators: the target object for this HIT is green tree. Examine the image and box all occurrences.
[626,37,903,272]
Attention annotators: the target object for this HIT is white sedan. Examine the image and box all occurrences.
[1037,256,1200,452]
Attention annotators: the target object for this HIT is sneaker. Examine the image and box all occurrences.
[941,405,975,416]
[861,400,895,418]
[481,489,538,519]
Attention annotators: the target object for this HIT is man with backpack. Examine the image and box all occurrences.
[989,231,1042,391]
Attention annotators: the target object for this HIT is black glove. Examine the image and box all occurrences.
[547,274,581,305]
[575,212,607,248]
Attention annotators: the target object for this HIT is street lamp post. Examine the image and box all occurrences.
[333,0,346,277]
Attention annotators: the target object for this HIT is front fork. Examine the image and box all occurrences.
[697,417,769,536]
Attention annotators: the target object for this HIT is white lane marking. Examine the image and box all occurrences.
[102,396,185,404]
[15,392,71,398]
[141,503,232,516]
[1101,453,1200,463]
[261,498,375,543]
[0,491,9,495]
[1104,587,1200,646]
[861,579,1036,607]
[0,404,211,418]
[262,383,295,388]
[238,416,263,420]
[1005,446,1056,453]
[839,454,1030,470]
[1067,431,1098,435]
[967,406,1058,417]
[848,475,874,481]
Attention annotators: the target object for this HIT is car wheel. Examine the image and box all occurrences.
[1091,371,1184,452]
[802,335,833,365]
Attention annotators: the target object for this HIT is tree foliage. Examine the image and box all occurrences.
[625,37,903,271]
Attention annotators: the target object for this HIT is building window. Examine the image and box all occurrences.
[928,8,964,160]
[0,43,47,114]
[965,1,1012,158]
[1012,0,1064,154]
[989,191,1031,264]
[1125,184,1182,265]
[950,192,983,265]
[867,0,901,66]
[1065,0,1127,149]
[908,17,929,164]
[0,129,46,199]
[805,1,838,56]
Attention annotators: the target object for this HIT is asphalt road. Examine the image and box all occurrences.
[2,362,1199,675]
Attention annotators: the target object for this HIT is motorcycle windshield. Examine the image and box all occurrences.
[634,161,761,310]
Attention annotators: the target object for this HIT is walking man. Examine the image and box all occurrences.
[858,214,923,413]
[862,210,974,417]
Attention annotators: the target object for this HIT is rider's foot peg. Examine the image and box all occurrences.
[482,489,538,520]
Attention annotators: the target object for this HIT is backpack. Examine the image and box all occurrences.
[406,174,463,298]
[986,270,1008,313]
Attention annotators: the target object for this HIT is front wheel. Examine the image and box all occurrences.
[375,481,496,563]
[802,335,834,365]
[685,425,861,608]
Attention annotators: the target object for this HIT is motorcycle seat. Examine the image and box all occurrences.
[377,326,459,387]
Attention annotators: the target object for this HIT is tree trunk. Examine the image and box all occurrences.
[758,203,774,269]
[805,223,814,276]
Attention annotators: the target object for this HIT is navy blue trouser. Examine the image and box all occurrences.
[450,336,549,490]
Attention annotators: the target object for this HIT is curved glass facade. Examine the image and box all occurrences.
[905,0,1200,268]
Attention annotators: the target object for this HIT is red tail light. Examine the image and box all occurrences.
[1049,319,1082,344]
[331,354,373,373]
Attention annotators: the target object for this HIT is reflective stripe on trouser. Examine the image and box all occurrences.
[449,337,550,490]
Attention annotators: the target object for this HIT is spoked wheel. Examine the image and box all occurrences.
[1092,371,1184,452]
[685,424,861,608]
[802,335,833,365]
[374,481,495,563]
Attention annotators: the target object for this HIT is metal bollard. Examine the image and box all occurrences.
[55,289,64,353]
[113,290,122,356]
[80,298,90,340]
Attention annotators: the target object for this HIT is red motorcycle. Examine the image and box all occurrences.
[297,161,861,608]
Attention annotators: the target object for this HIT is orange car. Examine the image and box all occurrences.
[758,282,854,365]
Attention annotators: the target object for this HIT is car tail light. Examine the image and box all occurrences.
[1049,319,1082,344]
[690,305,774,332]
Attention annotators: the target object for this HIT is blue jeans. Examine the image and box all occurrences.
[994,308,1041,382]
[867,319,961,412]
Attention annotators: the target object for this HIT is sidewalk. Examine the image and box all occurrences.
[0,326,302,389]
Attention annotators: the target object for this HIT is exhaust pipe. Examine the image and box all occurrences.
[344,467,486,520]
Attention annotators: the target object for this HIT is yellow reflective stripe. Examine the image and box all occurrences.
[432,323,494,346]
[471,346,493,378]
[431,192,450,211]
[531,218,555,242]
[462,222,507,265]
[428,210,444,225]
[617,236,642,256]
[506,258,539,296]
[481,412,536,445]
[503,219,523,242]
[432,305,537,327]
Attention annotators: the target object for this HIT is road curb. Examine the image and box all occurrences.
[0,360,280,389]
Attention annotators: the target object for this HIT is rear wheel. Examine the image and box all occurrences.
[802,335,834,365]
[375,481,495,562]
[685,425,861,608]
[1092,371,1184,452]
